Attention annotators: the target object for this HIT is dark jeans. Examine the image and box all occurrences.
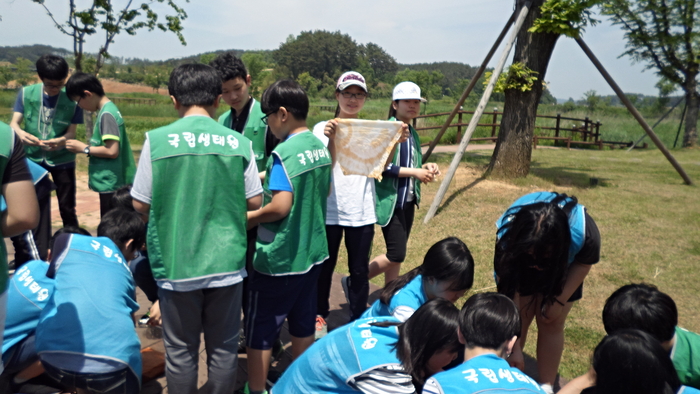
[42,362,140,394]
[99,192,115,218]
[41,162,78,227]
[317,224,374,320]
[129,250,158,303]
[10,176,53,267]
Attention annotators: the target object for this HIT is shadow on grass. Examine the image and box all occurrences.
[529,162,612,189]
[435,177,486,216]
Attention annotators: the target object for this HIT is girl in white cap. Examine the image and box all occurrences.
[369,81,440,286]
[312,72,408,337]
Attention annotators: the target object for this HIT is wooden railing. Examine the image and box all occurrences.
[111,97,158,105]
[412,110,604,147]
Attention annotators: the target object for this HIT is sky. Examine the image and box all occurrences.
[1,0,672,100]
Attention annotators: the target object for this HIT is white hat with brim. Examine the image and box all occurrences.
[337,71,368,92]
[392,81,427,102]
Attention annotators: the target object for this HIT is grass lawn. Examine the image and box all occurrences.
[332,147,700,379]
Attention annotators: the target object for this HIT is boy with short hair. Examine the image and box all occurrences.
[245,80,333,394]
[131,63,263,394]
[64,72,136,217]
[423,293,545,394]
[35,209,146,393]
[9,54,82,228]
[2,226,89,391]
[602,283,700,389]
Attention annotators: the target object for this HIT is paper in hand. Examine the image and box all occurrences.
[334,119,404,181]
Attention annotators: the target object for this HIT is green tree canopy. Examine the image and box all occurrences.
[274,30,359,81]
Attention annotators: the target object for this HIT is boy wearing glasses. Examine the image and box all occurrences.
[131,64,262,393]
[63,72,136,217]
[244,80,333,394]
[9,54,82,229]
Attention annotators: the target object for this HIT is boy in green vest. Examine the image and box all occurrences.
[244,80,333,394]
[131,64,263,394]
[9,55,82,226]
[63,72,136,217]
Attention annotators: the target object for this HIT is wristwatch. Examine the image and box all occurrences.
[83,146,90,156]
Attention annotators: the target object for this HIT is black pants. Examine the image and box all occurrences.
[241,226,258,319]
[10,177,53,267]
[42,163,78,227]
[381,204,416,263]
[99,192,115,218]
[316,224,374,320]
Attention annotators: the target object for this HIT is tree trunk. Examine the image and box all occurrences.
[485,0,559,179]
[683,76,699,147]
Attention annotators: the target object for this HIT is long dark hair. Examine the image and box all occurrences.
[591,329,680,394]
[380,237,474,305]
[494,194,575,306]
[390,298,461,390]
[388,100,398,120]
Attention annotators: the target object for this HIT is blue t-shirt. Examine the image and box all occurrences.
[423,353,545,394]
[361,274,427,322]
[2,260,53,364]
[14,89,84,125]
[36,234,142,382]
[268,132,305,192]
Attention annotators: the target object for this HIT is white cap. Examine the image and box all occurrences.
[336,71,368,92]
[392,81,427,102]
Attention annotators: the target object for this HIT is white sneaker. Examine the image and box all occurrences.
[540,383,554,394]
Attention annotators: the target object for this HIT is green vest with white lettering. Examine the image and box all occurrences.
[147,116,252,282]
[22,84,77,165]
[218,98,269,172]
[88,101,136,192]
[254,131,331,275]
[0,122,15,292]
[374,121,422,227]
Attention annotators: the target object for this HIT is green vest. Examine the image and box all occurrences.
[88,101,136,192]
[374,121,422,227]
[0,122,15,292]
[254,131,332,275]
[147,116,252,283]
[218,98,269,172]
[22,84,77,165]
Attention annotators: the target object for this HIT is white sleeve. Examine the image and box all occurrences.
[353,365,416,394]
[392,306,416,323]
[312,121,329,147]
[131,136,152,204]
[421,378,444,394]
[244,141,263,199]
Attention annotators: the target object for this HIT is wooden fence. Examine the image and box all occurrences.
[412,110,619,149]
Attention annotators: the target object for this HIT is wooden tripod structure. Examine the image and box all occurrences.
[422,4,694,224]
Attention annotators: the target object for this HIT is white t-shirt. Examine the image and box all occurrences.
[313,121,376,227]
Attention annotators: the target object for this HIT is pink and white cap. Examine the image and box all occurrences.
[336,71,368,92]
[392,81,427,102]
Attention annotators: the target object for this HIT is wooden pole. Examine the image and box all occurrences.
[423,1,533,224]
[422,10,516,161]
[627,96,684,151]
[575,37,694,185]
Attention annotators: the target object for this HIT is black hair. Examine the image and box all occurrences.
[494,193,576,307]
[168,64,222,107]
[36,54,69,81]
[97,208,146,252]
[460,293,521,349]
[48,226,91,250]
[209,52,248,82]
[602,283,677,342]
[390,298,461,390]
[260,79,309,121]
[388,100,399,120]
[110,185,135,212]
[380,237,474,305]
[591,329,680,394]
[65,72,105,99]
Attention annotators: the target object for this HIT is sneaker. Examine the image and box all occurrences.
[540,383,554,394]
[138,312,150,326]
[315,315,328,340]
[236,382,268,394]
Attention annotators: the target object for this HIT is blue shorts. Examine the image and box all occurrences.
[246,264,322,349]
[2,334,38,374]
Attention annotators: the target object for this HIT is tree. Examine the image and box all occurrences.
[13,58,35,86]
[583,89,601,111]
[274,30,359,80]
[394,69,445,100]
[241,52,270,97]
[32,0,189,74]
[359,43,398,82]
[486,0,599,179]
[602,0,698,147]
